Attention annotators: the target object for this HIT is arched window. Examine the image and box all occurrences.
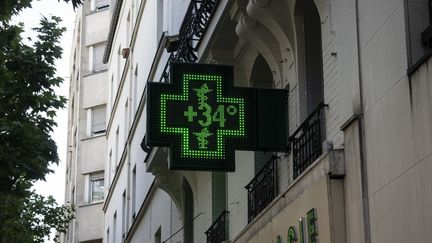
[250,53,274,173]
[295,0,324,120]
[182,179,194,243]
[250,54,274,89]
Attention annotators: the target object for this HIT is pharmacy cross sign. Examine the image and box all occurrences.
[146,62,287,171]
[160,74,245,156]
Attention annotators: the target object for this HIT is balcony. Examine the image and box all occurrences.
[289,103,327,179]
[160,0,221,83]
[205,211,229,243]
[245,156,278,222]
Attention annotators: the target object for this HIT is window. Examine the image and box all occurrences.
[91,0,109,11]
[155,227,161,243]
[115,126,120,165]
[131,165,136,219]
[90,106,106,136]
[127,11,131,46]
[113,212,117,242]
[406,0,432,71]
[89,172,104,202]
[91,43,107,72]
[124,100,129,142]
[157,0,164,41]
[110,74,114,110]
[108,149,113,183]
[117,46,121,86]
[212,172,226,221]
[133,64,139,113]
[122,190,127,239]
[295,0,324,120]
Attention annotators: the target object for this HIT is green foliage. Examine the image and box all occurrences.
[0,1,78,242]
[0,190,75,243]
[0,15,66,195]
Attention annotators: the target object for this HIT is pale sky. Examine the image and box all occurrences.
[13,0,76,205]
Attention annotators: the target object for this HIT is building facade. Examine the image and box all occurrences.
[62,0,110,242]
[68,0,432,242]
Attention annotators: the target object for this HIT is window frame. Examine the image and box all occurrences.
[90,42,108,73]
[88,105,107,136]
[88,172,105,203]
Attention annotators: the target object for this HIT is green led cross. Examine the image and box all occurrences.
[184,106,197,122]
[160,73,245,159]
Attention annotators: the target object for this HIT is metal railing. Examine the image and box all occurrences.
[289,103,327,179]
[160,0,220,83]
[245,156,278,222]
[205,210,229,243]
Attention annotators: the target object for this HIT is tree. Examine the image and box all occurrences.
[0,1,76,242]
[0,190,75,242]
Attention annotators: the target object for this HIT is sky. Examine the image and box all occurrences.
[13,0,76,204]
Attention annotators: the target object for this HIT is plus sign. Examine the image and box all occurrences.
[183,105,197,122]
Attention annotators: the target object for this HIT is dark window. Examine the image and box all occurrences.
[295,0,324,120]
[406,0,432,72]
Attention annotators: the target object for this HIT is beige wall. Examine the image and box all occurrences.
[233,176,345,243]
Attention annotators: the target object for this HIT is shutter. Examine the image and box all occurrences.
[212,172,226,220]
[92,106,106,134]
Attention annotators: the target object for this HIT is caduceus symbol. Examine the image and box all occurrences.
[194,127,213,149]
[194,84,212,106]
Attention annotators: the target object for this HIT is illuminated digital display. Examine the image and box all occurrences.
[146,62,287,171]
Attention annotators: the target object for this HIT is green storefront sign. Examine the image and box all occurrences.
[276,209,318,243]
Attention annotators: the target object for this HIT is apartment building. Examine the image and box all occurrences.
[62,0,110,242]
[94,0,432,242]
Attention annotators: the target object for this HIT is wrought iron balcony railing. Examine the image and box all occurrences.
[245,156,278,222]
[289,103,327,179]
[160,0,220,83]
[205,210,229,243]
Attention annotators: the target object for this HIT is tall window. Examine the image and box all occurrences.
[113,212,117,242]
[406,0,432,70]
[91,43,107,72]
[89,105,106,136]
[212,172,226,220]
[295,0,324,120]
[131,165,137,218]
[127,11,131,46]
[249,55,276,174]
[89,172,104,202]
[157,0,165,41]
[115,126,120,165]
[124,100,129,142]
[133,64,139,113]
[155,227,161,243]
[108,149,112,183]
[122,190,127,240]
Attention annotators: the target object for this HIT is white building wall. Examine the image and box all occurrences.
[227,151,255,239]
[63,1,109,242]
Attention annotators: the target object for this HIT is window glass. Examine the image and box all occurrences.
[92,106,106,135]
[406,0,431,69]
[93,43,107,72]
[90,173,104,202]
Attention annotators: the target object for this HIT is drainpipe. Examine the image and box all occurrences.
[354,0,371,242]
